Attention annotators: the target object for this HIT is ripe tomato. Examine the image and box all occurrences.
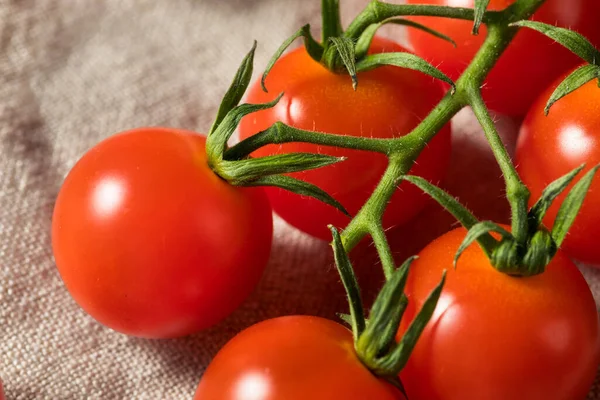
[0,379,4,400]
[516,70,600,265]
[239,36,451,241]
[406,0,600,117]
[398,227,599,400]
[194,316,405,399]
[52,128,273,338]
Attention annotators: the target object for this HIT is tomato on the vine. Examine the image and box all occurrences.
[517,69,600,265]
[194,316,405,399]
[398,227,599,400]
[406,0,600,117]
[52,128,273,338]
[239,36,451,241]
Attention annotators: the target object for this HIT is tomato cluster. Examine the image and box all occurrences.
[42,1,600,399]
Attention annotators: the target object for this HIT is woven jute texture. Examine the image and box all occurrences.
[1,0,599,398]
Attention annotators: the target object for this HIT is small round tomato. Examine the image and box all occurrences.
[239,36,451,241]
[52,128,273,338]
[194,316,404,400]
[0,379,4,400]
[398,227,599,400]
[406,0,600,117]
[517,69,600,265]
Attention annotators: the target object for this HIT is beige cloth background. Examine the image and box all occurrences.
[1,0,599,398]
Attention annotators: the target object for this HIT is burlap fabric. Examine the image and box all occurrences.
[1,0,599,398]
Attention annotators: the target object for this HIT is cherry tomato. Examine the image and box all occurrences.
[52,128,273,338]
[239,36,451,241]
[406,0,600,117]
[517,69,600,265]
[0,379,4,400]
[194,316,405,399]
[398,227,599,400]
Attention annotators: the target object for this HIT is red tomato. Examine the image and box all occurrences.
[52,128,273,338]
[239,36,451,241]
[398,227,599,400]
[406,0,600,117]
[517,69,600,265]
[0,379,4,400]
[194,316,405,399]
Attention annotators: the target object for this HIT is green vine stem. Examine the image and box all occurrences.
[345,2,482,40]
[339,0,546,264]
[468,90,530,244]
[370,223,396,280]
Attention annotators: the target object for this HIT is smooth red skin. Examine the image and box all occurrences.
[194,316,405,400]
[52,128,273,338]
[0,379,4,400]
[239,37,451,241]
[398,227,600,400]
[406,0,600,117]
[517,70,600,265]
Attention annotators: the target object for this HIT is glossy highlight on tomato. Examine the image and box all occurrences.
[398,227,599,400]
[517,69,600,265]
[52,128,273,338]
[406,0,600,117]
[239,36,451,241]
[194,316,405,400]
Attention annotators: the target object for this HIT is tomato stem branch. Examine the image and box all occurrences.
[345,1,483,40]
[321,0,343,42]
[370,223,396,280]
[339,0,547,271]
[226,121,392,161]
[468,91,530,244]
[341,158,406,250]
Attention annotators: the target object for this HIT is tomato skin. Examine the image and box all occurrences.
[516,69,600,265]
[239,36,451,241]
[51,128,273,338]
[406,0,600,117]
[194,316,405,400]
[398,227,599,400]
[0,379,4,400]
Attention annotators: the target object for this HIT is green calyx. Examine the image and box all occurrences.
[401,163,600,277]
[330,226,445,390]
[261,0,456,93]
[205,42,349,216]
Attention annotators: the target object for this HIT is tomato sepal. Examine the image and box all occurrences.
[543,64,600,114]
[472,0,490,35]
[455,221,509,267]
[330,226,446,386]
[551,164,600,247]
[218,153,345,184]
[510,20,600,67]
[206,94,284,165]
[208,41,257,136]
[528,164,586,228]
[261,24,324,93]
[355,52,456,93]
[400,175,498,254]
[355,18,457,60]
[323,37,358,89]
[330,226,366,343]
[246,175,350,217]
